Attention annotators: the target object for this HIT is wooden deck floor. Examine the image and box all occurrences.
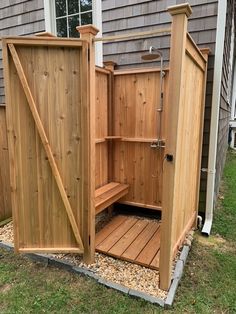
[95,215,161,270]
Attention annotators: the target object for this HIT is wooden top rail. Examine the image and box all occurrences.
[114,67,169,76]
[185,33,207,71]
[95,66,111,75]
[1,36,84,47]
[94,28,171,43]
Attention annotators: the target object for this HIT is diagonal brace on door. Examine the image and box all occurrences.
[8,43,84,252]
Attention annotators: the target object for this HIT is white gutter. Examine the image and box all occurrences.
[202,0,227,235]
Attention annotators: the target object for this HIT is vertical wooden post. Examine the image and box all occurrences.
[103,61,117,182]
[77,25,99,263]
[159,4,192,290]
[104,61,117,215]
[103,61,117,72]
[2,39,20,251]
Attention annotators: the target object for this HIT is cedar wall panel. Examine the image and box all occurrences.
[95,69,109,189]
[102,0,218,212]
[0,0,45,104]
[113,70,169,209]
[0,0,45,221]
[0,106,11,221]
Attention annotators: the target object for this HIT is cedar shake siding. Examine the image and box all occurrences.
[102,0,218,213]
[0,0,45,104]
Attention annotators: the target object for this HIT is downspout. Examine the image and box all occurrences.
[202,0,227,235]
[230,62,236,122]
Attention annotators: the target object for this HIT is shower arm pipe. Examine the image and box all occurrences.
[141,46,165,148]
[159,53,164,112]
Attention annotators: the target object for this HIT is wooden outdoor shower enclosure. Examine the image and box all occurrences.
[2,4,209,290]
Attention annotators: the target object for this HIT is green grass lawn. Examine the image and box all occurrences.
[0,149,236,313]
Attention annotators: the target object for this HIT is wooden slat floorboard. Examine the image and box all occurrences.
[96,215,161,270]
[136,227,161,265]
[95,215,127,246]
[150,250,160,269]
[122,221,159,261]
[96,216,137,252]
[109,219,148,256]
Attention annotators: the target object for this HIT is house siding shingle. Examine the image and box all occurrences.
[102,1,218,67]
[0,0,45,104]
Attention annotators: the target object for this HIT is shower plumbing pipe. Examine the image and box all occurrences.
[157,52,165,149]
[148,47,165,149]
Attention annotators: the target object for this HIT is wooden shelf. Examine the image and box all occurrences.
[104,136,123,140]
[95,182,129,215]
[102,136,166,143]
[95,138,106,143]
[122,137,164,143]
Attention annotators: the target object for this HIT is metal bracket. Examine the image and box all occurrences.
[201,168,216,174]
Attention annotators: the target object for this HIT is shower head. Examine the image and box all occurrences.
[141,46,162,61]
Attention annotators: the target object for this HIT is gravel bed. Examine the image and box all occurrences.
[95,210,114,233]
[49,251,167,299]
[0,218,193,300]
[0,221,14,243]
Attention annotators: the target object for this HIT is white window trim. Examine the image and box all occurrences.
[44,0,103,66]
[44,0,56,35]
[92,0,103,66]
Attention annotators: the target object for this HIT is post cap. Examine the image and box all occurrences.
[76,24,99,36]
[200,48,211,56]
[103,61,117,70]
[167,3,192,18]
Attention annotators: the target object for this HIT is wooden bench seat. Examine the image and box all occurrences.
[95,182,129,215]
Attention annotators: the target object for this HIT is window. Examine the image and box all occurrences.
[44,0,103,65]
[55,0,93,38]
